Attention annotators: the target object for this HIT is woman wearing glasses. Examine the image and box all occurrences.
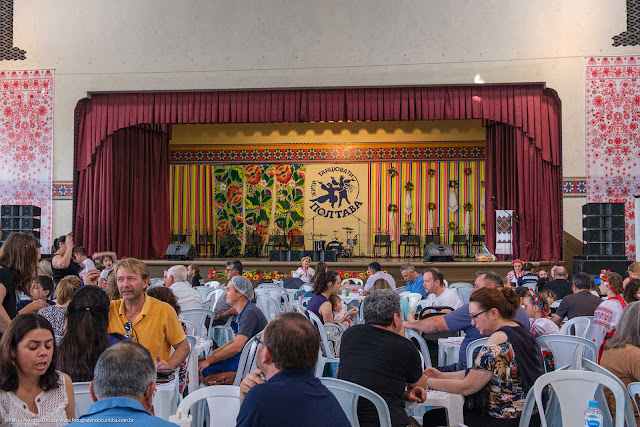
[0,313,75,425]
[57,286,123,382]
[423,287,545,427]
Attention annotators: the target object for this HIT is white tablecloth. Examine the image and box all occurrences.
[339,294,366,304]
[437,337,464,367]
[407,390,465,426]
[154,377,179,421]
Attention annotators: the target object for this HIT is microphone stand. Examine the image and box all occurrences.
[302,214,320,250]
[351,214,366,257]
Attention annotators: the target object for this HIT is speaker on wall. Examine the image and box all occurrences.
[424,245,455,262]
[268,250,287,262]
[303,250,317,262]
[165,244,197,261]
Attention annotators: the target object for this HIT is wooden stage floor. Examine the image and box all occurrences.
[144,257,553,284]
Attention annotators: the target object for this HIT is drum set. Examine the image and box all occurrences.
[312,227,358,258]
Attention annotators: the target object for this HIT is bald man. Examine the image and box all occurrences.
[540,266,572,299]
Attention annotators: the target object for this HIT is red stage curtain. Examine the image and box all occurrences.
[75,125,170,259]
[75,85,561,259]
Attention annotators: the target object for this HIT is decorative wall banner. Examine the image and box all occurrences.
[495,210,514,255]
[170,141,485,164]
[309,166,363,219]
[0,70,53,251]
[368,161,485,257]
[170,164,305,250]
[586,56,640,258]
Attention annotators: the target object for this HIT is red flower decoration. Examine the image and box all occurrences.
[245,165,262,185]
[227,185,243,205]
[275,165,293,184]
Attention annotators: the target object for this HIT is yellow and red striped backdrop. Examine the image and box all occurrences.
[170,165,216,243]
[368,161,485,256]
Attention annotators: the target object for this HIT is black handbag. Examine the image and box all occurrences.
[462,368,487,413]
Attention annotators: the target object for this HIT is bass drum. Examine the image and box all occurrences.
[325,241,343,254]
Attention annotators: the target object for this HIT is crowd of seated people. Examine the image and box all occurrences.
[4,229,640,426]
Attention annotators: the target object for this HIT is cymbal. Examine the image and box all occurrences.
[342,227,354,231]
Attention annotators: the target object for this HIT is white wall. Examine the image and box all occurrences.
[5,0,635,239]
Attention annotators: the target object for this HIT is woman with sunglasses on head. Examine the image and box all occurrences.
[57,286,123,382]
[0,313,75,425]
[423,287,545,426]
[590,271,627,362]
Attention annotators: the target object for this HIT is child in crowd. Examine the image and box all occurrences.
[514,286,530,307]
[17,275,55,312]
[538,290,557,314]
[524,292,559,371]
[98,255,114,287]
[537,269,548,280]
[329,294,354,328]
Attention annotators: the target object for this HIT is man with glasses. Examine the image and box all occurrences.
[237,313,350,427]
[199,275,267,378]
[400,263,426,298]
[108,258,189,372]
[212,260,243,325]
[405,271,529,372]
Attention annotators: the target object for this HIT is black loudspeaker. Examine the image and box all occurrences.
[321,250,338,262]
[424,245,455,262]
[268,250,287,261]
[573,259,631,276]
[1,217,40,229]
[1,205,41,217]
[165,244,197,261]
[584,243,625,256]
[303,250,316,261]
[1,229,40,240]
[582,216,625,229]
[583,229,626,242]
[582,203,625,216]
[287,250,303,262]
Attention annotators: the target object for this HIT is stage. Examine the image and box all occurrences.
[144,257,553,285]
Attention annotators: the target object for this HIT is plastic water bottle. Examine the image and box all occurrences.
[584,400,603,427]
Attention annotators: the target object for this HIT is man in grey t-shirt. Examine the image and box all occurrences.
[551,272,603,325]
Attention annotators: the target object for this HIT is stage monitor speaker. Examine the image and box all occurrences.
[1,229,40,241]
[303,250,317,262]
[287,250,303,262]
[424,245,455,262]
[582,202,625,216]
[321,250,338,262]
[165,244,197,261]
[268,250,287,262]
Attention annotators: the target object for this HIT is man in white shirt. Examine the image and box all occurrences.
[420,267,462,314]
[166,265,202,310]
[362,262,396,295]
[73,247,96,278]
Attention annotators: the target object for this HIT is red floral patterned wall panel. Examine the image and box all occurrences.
[0,70,54,251]
[586,57,640,258]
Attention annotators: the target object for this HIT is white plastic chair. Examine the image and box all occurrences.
[204,280,221,288]
[450,282,474,305]
[627,382,640,415]
[394,286,406,294]
[411,298,430,313]
[179,309,215,338]
[320,377,392,427]
[405,328,432,369]
[195,286,217,302]
[233,335,260,387]
[203,288,226,311]
[149,278,164,287]
[404,293,424,311]
[255,286,291,313]
[465,337,489,368]
[341,278,364,288]
[582,358,637,427]
[175,385,240,427]
[559,316,591,338]
[536,335,598,370]
[256,294,283,322]
[532,370,627,427]
[182,320,198,336]
[209,315,236,347]
[306,310,339,377]
[73,382,93,418]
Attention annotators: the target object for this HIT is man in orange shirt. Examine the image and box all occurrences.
[108,258,189,371]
